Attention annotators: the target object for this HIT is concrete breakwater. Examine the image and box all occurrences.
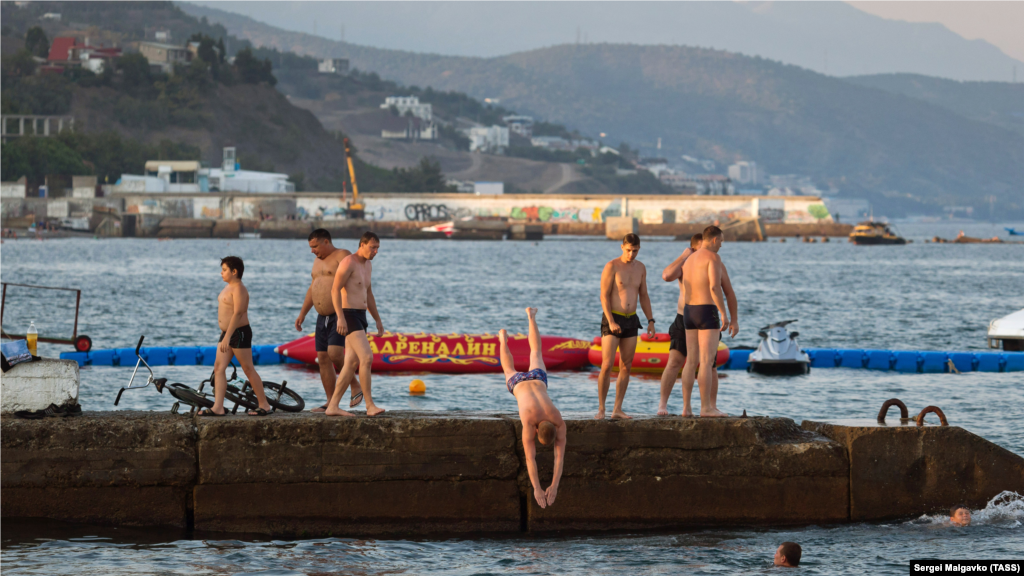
[2,412,1021,536]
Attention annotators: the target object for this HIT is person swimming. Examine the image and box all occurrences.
[950,504,972,527]
[773,542,801,568]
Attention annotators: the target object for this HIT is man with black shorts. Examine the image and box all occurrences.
[658,233,739,416]
[199,256,273,416]
[295,229,363,412]
[326,232,386,417]
[596,233,656,419]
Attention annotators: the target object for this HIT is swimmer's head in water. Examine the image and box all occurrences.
[537,421,556,445]
[951,505,972,526]
[221,256,244,280]
[358,231,381,260]
[690,233,703,249]
[774,542,801,567]
[308,229,333,258]
[621,234,640,261]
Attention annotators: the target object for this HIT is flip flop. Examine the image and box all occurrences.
[197,408,225,417]
[349,392,364,408]
[247,407,274,416]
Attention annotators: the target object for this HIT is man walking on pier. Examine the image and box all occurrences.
[499,307,566,509]
[679,226,734,417]
[597,233,656,419]
[326,232,386,417]
[295,229,363,412]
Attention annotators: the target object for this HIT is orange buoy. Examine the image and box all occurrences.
[409,379,426,395]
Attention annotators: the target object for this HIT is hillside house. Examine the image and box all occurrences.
[380,96,432,121]
[728,161,759,185]
[380,114,437,141]
[114,149,295,193]
[502,115,534,137]
[468,125,509,153]
[138,41,190,73]
[318,58,349,74]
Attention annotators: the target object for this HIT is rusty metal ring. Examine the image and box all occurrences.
[916,406,948,427]
[877,398,909,423]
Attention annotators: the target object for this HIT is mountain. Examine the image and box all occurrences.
[174,3,1024,217]
[844,73,1024,138]
[181,1,1024,83]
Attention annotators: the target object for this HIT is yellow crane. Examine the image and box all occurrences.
[344,138,364,220]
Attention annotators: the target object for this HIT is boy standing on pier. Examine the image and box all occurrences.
[326,232,386,417]
[499,307,566,509]
[199,256,273,417]
[597,233,656,419]
[294,229,363,412]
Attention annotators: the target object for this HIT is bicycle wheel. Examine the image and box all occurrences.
[167,383,214,409]
[223,384,259,411]
[263,381,305,412]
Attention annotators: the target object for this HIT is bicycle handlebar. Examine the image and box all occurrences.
[136,335,145,355]
[115,388,124,406]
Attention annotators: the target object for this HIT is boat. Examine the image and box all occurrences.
[587,333,730,373]
[1006,227,1023,236]
[747,320,811,376]
[849,221,906,245]
[987,309,1024,352]
[275,331,591,373]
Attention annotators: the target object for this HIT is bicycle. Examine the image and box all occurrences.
[114,335,305,414]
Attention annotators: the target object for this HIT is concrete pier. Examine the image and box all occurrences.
[2,412,1021,536]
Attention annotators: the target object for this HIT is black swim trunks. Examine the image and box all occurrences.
[219,324,253,349]
[601,311,641,339]
[683,304,721,331]
[668,313,687,355]
[315,313,347,352]
[342,308,369,334]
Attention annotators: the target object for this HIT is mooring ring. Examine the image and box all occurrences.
[877,398,909,423]
[915,406,949,427]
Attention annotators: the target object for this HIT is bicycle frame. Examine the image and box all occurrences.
[115,335,156,406]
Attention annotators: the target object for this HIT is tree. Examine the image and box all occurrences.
[24,27,50,58]
[0,137,87,186]
[117,53,154,98]
[233,47,276,85]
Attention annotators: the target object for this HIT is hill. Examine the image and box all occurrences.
[182,1,1024,82]
[172,4,1024,217]
[844,73,1024,138]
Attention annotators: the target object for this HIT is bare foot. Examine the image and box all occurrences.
[656,405,669,416]
[610,410,632,419]
[311,404,328,413]
[681,410,695,418]
[525,307,537,319]
[700,408,729,418]
[594,410,606,420]
[366,404,386,417]
[324,406,355,417]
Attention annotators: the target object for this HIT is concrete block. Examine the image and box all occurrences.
[0,359,79,413]
[2,486,189,528]
[605,216,638,240]
[212,219,241,238]
[803,420,1024,521]
[258,220,312,239]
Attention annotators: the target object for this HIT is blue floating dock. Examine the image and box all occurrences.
[61,344,299,367]
[719,347,1024,373]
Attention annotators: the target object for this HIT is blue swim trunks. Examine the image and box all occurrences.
[506,368,548,395]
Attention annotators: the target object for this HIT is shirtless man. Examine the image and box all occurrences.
[679,225,731,417]
[499,307,566,509]
[658,233,739,416]
[295,229,363,412]
[199,256,273,416]
[597,233,656,419]
[325,232,385,417]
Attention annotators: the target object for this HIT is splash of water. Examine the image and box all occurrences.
[909,491,1024,527]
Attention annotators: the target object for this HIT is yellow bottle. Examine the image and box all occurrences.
[27,321,38,356]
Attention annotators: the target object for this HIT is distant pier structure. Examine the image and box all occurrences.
[1,115,74,143]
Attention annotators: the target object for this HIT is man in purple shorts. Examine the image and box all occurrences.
[498,307,567,509]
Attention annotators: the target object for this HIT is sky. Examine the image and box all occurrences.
[847,1,1024,62]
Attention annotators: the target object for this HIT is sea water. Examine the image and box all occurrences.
[2,221,1022,574]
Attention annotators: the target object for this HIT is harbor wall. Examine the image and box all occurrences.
[4,412,1021,535]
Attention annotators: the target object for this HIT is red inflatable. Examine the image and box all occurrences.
[588,333,730,374]
[275,332,591,374]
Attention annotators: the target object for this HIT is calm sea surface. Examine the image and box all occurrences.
[2,221,1022,574]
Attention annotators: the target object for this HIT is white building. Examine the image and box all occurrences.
[474,182,504,195]
[318,58,349,75]
[380,96,432,121]
[113,148,295,194]
[468,125,509,153]
[727,161,759,185]
[530,136,571,150]
[502,115,534,137]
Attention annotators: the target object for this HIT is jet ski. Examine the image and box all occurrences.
[747,319,811,375]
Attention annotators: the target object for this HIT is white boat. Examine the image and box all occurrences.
[988,309,1024,352]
